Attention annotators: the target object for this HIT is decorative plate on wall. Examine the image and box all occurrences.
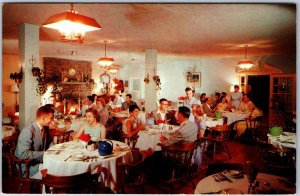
[68,68,76,76]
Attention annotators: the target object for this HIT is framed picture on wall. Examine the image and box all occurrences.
[185,72,201,87]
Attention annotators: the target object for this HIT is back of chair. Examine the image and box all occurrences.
[50,129,74,144]
[245,116,262,130]
[162,141,197,166]
[42,167,102,193]
[121,133,139,149]
[211,124,231,141]
[9,146,33,179]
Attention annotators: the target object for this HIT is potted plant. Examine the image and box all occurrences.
[153,75,161,91]
[31,67,41,76]
[10,70,23,83]
[36,70,62,96]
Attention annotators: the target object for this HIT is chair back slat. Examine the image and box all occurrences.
[42,167,102,193]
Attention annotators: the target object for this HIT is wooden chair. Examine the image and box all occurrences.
[207,124,231,160]
[256,137,295,177]
[9,146,42,193]
[49,129,74,144]
[121,133,139,149]
[159,141,197,192]
[41,166,104,193]
[3,131,20,177]
[243,116,263,143]
[117,148,154,193]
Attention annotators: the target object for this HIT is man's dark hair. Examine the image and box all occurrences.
[178,106,190,119]
[129,105,140,113]
[44,104,54,109]
[159,98,168,104]
[126,94,132,98]
[185,87,195,93]
[215,92,221,98]
[36,105,54,118]
[221,92,227,96]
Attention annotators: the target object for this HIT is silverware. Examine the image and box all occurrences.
[219,173,233,183]
[212,174,221,182]
[64,155,72,162]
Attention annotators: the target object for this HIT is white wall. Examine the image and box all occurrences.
[157,57,238,102]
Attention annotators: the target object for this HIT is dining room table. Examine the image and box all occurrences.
[43,140,133,193]
[135,124,180,151]
[204,117,224,128]
[2,125,16,140]
[194,171,295,194]
[221,111,250,125]
[267,131,296,149]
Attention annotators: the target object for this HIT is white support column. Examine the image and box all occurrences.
[19,23,40,130]
[144,49,158,113]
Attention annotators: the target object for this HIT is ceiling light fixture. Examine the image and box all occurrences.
[107,65,121,74]
[42,4,101,43]
[97,41,114,67]
[237,44,254,69]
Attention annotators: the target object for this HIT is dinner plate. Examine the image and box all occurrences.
[72,153,86,160]
[222,170,242,177]
[68,144,77,149]
[51,144,66,150]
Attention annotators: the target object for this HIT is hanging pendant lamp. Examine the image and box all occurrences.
[237,44,254,69]
[42,4,101,43]
[97,41,114,67]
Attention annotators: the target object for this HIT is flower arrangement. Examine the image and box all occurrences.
[79,134,91,142]
[178,96,185,101]
[69,111,77,115]
[153,75,161,91]
[157,119,165,124]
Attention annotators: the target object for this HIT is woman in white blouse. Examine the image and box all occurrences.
[229,85,243,110]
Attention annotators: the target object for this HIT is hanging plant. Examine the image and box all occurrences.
[144,73,150,84]
[31,67,41,77]
[10,68,23,83]
[153,75,161,91]
[36,69,62,95]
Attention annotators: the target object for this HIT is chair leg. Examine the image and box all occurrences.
[18,182,23,193]
[212,142,216,160]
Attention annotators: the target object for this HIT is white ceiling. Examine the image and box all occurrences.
[2,3,296,65]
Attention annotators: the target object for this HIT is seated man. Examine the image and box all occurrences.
[202,97,216,118]
[121,94,137,110]
[15,105,54,178]
[151,98,177,125]
[238,94,255,113]
[160,106,198,146]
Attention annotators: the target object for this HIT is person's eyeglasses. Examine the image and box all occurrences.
[161,104,168,106]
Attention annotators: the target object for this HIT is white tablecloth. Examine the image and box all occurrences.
[268,132,296,149]
[204,117,223,128]
[2,125,16,139]
[135,125,179,151]
[195,172,295,194]
[222,111,250,125]
[43,140,132,192]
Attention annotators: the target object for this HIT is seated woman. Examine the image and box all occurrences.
[74,108,106,140]
[93,97,109,126]
[213,96,230,112]
[122,105,146,138]
[193,105,206,138]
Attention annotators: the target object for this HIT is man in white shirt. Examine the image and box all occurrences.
[113,91,124,106]
[152,98,177,125]
[238,94,255,113]
[183,87,202,122]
